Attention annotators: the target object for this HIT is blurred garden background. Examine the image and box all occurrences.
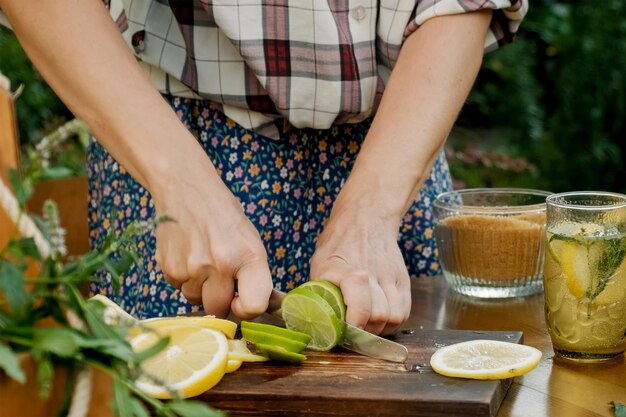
[1,0,625,194]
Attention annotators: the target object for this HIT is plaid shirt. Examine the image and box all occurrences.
[106,0,527,139]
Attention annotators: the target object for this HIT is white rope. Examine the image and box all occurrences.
[0,178,50,258]
[0,177,91,417]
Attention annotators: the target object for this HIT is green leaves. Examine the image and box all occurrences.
[166,400,225,417]
[0,344,26,383]
[33,328,80,358]
[589,235,626,302]
[611,401,626,417]
[0,167,223,417]
[0,260,27,312]
[8,168,33,207]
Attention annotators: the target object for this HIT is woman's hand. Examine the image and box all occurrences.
[309,203,410,336]
[0,0,274,320]
[152,171,273,319]
[309,10,493,335]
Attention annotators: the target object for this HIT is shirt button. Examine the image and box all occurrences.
[351,6,367,21]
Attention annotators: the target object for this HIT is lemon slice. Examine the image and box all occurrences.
[225,359,243,373]
[560,240,592,298]
[89,294,137,326]
[430,340,542,380]
[130,325,229,399]
[281,287,345,351]
[299,280,347,321]
[227,338,269,362]
[140,316,237,339]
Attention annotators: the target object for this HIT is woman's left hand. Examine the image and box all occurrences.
[309,203,410,336]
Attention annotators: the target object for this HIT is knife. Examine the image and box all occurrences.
[267,288,409,363]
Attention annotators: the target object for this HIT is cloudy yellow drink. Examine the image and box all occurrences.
[544,226,626,361]
[544,191,626,362]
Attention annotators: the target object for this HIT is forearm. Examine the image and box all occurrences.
[0,0,218,201]
[338,10,492,223]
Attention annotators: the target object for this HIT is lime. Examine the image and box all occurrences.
[281,287,345,351]
[430,340,542,380]
[254,343,307,363]
[241,327,308,353]
[299,280,347,321]
[240,321,311,344]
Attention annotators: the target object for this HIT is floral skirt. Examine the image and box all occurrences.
[87,96,453,318]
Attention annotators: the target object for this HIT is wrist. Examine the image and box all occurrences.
[334,164,415,228]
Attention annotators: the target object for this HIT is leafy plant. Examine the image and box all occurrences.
[0,170,222,417]
[458,0,626,193]
[0,27,72,145]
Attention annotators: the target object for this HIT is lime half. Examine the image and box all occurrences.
[299,280,347,321]
[281,288,345,351]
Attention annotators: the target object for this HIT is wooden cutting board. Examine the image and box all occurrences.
[199,329,523,417]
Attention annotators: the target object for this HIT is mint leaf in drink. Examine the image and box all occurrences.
[589,236,626,302]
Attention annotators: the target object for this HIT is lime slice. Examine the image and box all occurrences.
[281,288,345,351]
[430,340,542,380]
[241,327,308,353]
[299,280,347,321]
[240,321,311,344]
[254,343,307,363]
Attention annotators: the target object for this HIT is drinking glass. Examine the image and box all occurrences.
[433,188,550,298]
[544,191,626,362]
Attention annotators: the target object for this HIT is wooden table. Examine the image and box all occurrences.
[409,276,626,417]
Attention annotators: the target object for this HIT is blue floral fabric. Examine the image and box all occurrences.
[87,96,453,318]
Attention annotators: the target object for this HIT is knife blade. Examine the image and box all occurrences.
[267,288,408,363]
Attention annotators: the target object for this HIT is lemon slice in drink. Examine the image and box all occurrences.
[299,280,347,321]
[281,288,345,351]
[559,241,592,299]
[430,340,542,380]
[140,316,237,339]
[129,325,229,399]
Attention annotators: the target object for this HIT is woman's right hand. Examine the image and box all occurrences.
[152,170,273,319]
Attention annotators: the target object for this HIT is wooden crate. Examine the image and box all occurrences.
[0,79,90,256]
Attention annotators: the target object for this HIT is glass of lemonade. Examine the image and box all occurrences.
[544,191,626,362]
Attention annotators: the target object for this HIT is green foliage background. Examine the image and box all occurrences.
[455,0,626,193]
[1,0,625,193]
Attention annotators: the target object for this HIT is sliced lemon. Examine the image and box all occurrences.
[430,340,542,380]
[227,338,269,362]
[129,325,229,399]
[139,316,237,339]
[225,359,243,373]
[89,294,137,326]
[560,241,592,298]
